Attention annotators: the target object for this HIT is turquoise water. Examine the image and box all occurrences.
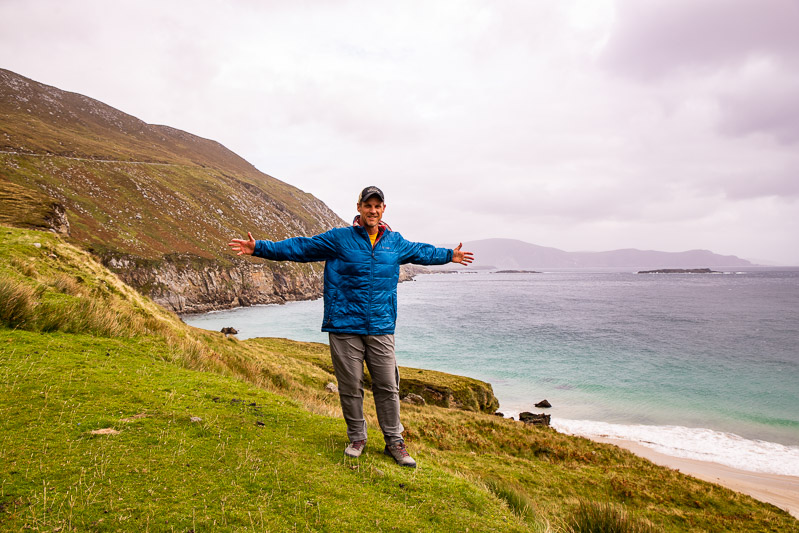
[184,268,799,475]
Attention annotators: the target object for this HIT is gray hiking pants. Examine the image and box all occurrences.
[328,333,404,445]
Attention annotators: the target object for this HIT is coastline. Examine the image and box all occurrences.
[593,437,799,519]
[178,287,799,521]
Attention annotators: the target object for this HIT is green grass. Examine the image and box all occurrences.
[0,331,530,531]
[485,478,537,521]
[0,277,36,329]
[1,226,798,532]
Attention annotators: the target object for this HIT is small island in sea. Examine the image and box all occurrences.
[637,268,721,274]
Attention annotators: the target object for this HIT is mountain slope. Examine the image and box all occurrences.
[457,238,753,269]
[0,68,345,312]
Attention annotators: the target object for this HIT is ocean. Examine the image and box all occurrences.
[183,268,799,477]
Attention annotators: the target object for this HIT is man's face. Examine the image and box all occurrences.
[357,196,386,230]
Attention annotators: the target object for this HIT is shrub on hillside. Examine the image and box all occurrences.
[10,257,37,277]
[567,500,659,533]
[0,278,36,329]
[50,273,86,296]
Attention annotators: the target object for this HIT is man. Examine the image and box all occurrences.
[228,186,473,468]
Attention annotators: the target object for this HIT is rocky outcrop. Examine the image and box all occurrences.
[399,264,430,282]
[43,202,70,235]
[401,393,426,406]
[399,372,500,413]
[519,412,551,426]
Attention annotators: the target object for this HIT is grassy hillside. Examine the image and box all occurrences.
[0,68,345,261]
[0,153,326,260]
[1,68,347,312]
[1,226,797,532]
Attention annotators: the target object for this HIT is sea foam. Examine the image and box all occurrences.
[550,418,799,477]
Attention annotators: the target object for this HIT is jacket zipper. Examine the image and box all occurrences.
[362,226,383,336]
[367,228,376,334]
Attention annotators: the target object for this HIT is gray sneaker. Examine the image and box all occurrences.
[384,441,416,468]
[344,440,366,458]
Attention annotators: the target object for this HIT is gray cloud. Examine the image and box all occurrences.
[1,0,798,263]
[601,0,799,153]
[602,0,799,79]
[717,81,799,145]
[705,167,799,201]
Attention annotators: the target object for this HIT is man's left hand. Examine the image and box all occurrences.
[452,243,474,265]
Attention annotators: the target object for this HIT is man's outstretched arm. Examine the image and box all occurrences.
[228,232,256,255]
[398,237,474,266]
[228,231,337,262]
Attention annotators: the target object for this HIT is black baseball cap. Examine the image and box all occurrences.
[358,186,385,203]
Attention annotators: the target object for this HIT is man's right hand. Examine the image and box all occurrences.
[228,232,256,256]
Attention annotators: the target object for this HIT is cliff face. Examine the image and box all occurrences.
[0,68,346,313]
[105,256,423,313]
[104,254,324,313]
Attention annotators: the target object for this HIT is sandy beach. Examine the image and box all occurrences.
[594,437,799,519]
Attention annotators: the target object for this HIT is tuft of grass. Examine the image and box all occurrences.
[10,256,37,277]
[486,478,535,519]
[0,277,36,328]
[566,501,660,533]
[33,290,147,337]
[50,272,85,296]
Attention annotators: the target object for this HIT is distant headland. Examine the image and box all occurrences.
[637,268,721,274]
[434,238,754,270]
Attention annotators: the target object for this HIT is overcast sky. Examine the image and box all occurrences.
[2,0,798,264]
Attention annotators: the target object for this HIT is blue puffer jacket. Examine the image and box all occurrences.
[253,224,452,335]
